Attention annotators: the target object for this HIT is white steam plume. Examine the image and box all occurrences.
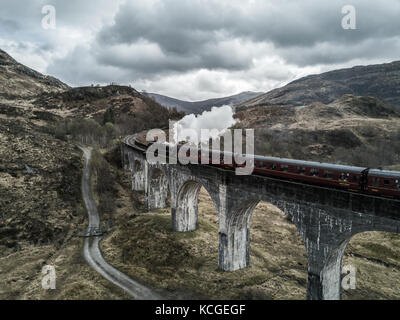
[172,105,237,144]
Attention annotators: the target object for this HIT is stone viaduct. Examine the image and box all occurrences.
[121,135,400,300]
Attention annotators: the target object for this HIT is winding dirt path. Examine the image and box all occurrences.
[79,147,161,300]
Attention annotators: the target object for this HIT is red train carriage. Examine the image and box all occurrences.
[367,169,400,198]
[197,149,400,199]
[252,156,365,192]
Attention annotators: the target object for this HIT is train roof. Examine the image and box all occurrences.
[207,149,366,173]
[253,154,400,178]
[369,169,400,178]
[254,155,367,173]
[210,149,400,178]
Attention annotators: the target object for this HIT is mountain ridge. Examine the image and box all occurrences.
[239,60,400,110]
[144,91,264,114]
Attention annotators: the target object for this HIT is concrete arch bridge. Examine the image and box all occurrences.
[121,134,400,300]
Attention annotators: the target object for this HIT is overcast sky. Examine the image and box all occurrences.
[1,0,399,101]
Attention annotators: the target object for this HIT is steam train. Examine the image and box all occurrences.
[126,135,400,199]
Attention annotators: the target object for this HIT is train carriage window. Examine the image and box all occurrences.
[309,168,318,176]
[258,161,267,168]
[324,170,334,179]
[396,180,400,189]
[297,166,306,175]
[352,175,359,182]
[384,179,391,187]
[269,163,277,170]
[339,173,350,182]
[280,164,289,172]
[373,177,380,187]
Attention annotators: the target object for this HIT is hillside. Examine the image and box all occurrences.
[145,91,263,114]
[239,61,400,110]
[34,85,183,134]
[0,49,69,99]
[0,49,182,299]
[235,94,400,168]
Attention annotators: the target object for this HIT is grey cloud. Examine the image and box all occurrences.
[98,0,400,49]
[93,39,253,76]
[92,0,400,75]
[280,36,400,67]
[0,18,20,34]
[2,0,400,100]
[46,45,126,86]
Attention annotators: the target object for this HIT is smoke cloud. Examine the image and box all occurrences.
[172,105,237,144]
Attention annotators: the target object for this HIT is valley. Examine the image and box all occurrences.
[0,48,400,300]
